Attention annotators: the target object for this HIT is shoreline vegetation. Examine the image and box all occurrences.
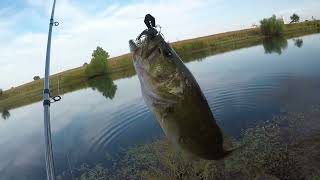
[61,106,320,179]
[1,20,320,113]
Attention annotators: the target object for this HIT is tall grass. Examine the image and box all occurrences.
[172,28,261,56]
[107,54,133,72]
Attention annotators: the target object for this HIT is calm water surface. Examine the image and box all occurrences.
[0,34,319,179]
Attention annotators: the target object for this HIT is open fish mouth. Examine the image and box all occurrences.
[129,27,161,53]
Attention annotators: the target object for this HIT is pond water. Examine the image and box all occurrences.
[0,33,320,179]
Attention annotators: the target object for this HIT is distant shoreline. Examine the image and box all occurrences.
[1,21,320,112]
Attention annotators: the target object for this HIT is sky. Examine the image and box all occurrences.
[0,0,319,90]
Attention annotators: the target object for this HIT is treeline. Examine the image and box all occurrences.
[1,19,320,110]
[259,13,317,37]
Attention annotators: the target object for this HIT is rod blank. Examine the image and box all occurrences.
[43,0,57,179]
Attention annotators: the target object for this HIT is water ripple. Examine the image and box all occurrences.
[88,100,149,153]
[203,74,297,118]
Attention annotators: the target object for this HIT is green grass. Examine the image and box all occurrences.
[71,107,320,180]
[1,21,320,112]
[173,20,320,59]
[314,176,320,180]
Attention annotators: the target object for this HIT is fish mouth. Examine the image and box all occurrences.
[129,35,161,60]
[129,28,161,53]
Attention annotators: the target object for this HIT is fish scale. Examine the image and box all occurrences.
[129,29,233,160]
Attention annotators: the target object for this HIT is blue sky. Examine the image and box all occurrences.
[0,0,320,89]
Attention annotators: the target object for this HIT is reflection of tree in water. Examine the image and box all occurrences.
[1,109,10,120]
[293,38,303,48]
[263,36,288,55]
[88,75,117,100]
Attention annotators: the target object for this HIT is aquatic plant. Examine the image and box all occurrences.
[75,107,320,179]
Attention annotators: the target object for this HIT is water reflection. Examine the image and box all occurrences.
[262,36,288,55]
[1,109,10,120]
[88,75,117,100]
[0,33,320,180]
[293,38,303,48]
[0,34,312,115]
[179,39,262,62]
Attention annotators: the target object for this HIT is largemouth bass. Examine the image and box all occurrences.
[129,29,231,160]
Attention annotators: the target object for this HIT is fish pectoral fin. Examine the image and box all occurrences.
[144,89,178,107]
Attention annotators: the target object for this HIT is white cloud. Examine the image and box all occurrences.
[0,0,217,89]
[0,0,320,90]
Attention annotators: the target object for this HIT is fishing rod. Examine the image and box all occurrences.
[43,0,60,179]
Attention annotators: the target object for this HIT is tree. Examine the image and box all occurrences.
[85,46,109,79]
[88,75,117,100]
[260,15,285,36]
[33,76,40,81]
[1,109,10,120]
[290,13,300,24]
[293,38,303,48]
[262,36,288,55]
[0,89,3,96]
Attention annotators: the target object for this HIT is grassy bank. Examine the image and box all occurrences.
[69,107,320,180]
[1,21,320,112]
[174,20,320,61]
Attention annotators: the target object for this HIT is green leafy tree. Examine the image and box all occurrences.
[260,15,285,36]
[85,46,109,79]
[33,76,40,81]
[290,13,300,24]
